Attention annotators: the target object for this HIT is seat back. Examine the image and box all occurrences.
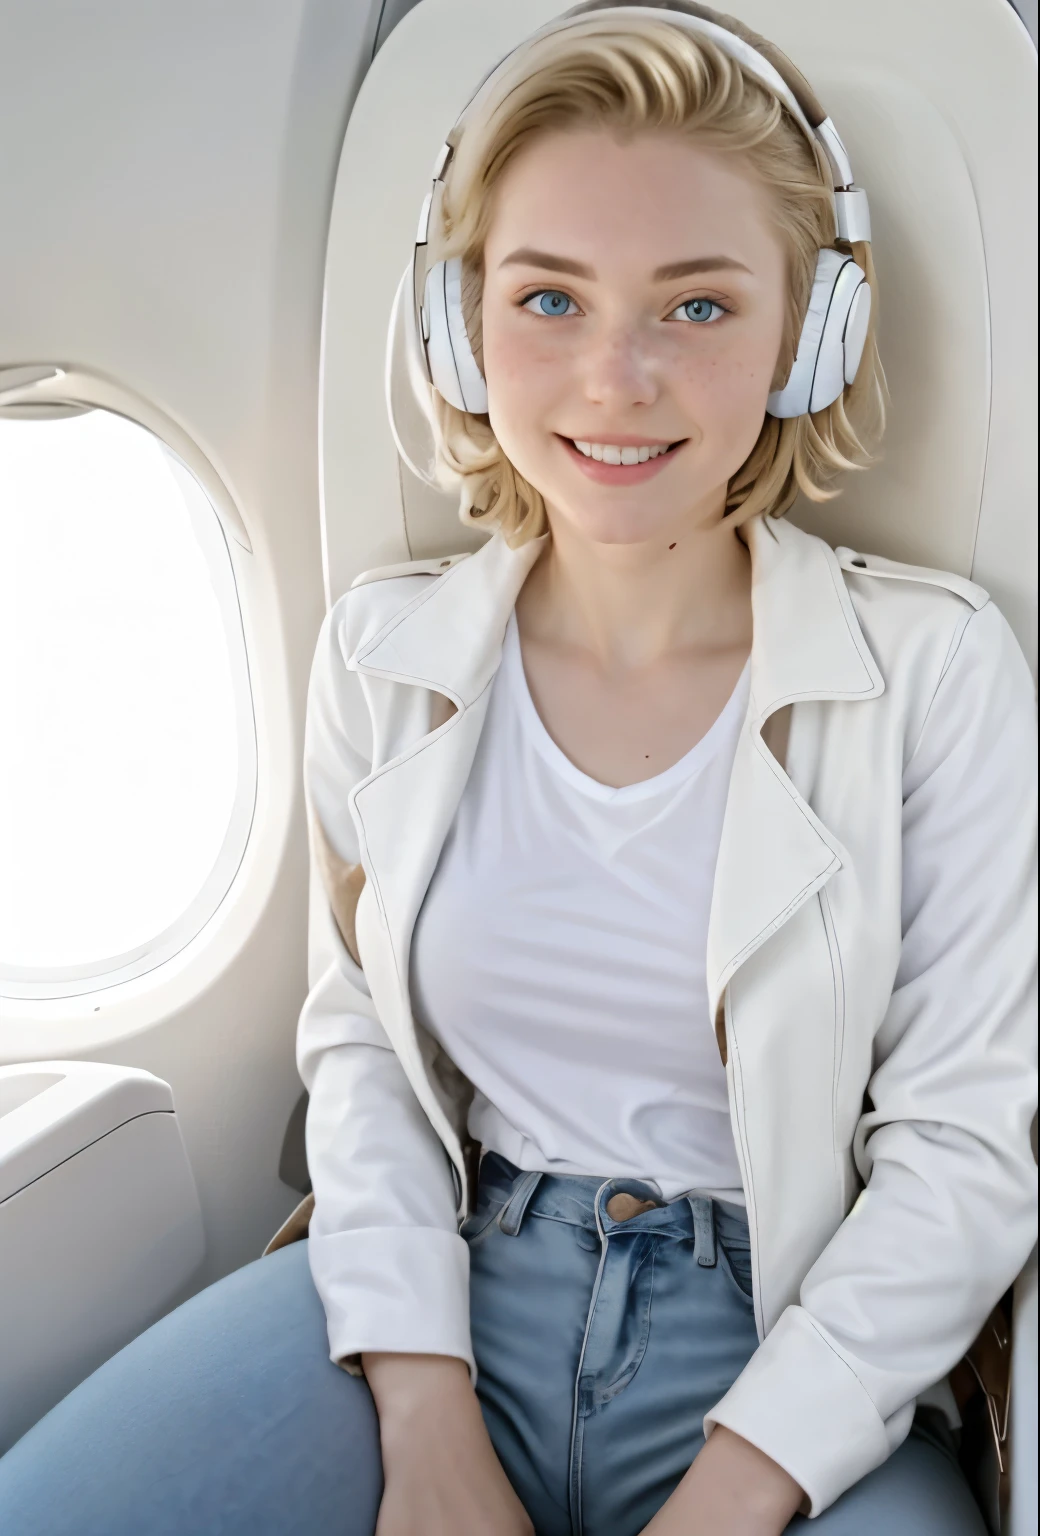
[320,0,1036,681]
[320,6,1037,1531]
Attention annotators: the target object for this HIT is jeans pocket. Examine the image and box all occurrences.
[459,1199,505,1242]
[714,1206,754,1304]
[459,1157,516,1242]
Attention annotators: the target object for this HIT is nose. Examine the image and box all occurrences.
[580,316,660,410]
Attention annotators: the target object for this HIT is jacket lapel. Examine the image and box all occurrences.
[346,536,544,1110]
[705,514,884,1021]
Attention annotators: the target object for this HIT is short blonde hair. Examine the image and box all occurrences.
[427,1,885,544]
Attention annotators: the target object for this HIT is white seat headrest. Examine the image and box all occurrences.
[323,0,1037,675]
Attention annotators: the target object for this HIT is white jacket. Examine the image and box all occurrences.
[296,511,1038,1516]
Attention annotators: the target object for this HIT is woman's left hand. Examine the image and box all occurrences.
[639,1426,805,1536]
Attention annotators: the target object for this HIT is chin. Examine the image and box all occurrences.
[551,494,687,548]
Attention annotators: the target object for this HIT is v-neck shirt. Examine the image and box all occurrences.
[410,611,751,1201]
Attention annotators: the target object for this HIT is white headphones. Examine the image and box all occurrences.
[408,2,872,422]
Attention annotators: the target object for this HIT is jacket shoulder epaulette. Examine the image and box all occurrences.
[349,551,472,590]
[835,545,989,611]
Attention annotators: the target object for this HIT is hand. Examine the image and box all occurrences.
[639,1426,805,1536]
[364,1352,534,1536]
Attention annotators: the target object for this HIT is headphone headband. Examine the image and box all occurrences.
[417,5,870,254]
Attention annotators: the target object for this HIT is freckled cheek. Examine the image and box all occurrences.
[663,341,775,471]
[671,337,776,417]
[485,316,559,377]
[483,320,571,428]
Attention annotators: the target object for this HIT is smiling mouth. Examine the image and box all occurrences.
[560,436,687,465]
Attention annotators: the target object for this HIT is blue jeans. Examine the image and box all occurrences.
[0,1154,986,1536]
[463,1154,985,1536]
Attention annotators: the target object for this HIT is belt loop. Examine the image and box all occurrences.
[687,1196,717,1267]
[497,1170,545,1236]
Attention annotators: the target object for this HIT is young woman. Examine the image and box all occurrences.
[0,5,1035,1536]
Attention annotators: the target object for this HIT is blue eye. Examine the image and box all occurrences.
[522,289,576,316]
[673,298,726,324]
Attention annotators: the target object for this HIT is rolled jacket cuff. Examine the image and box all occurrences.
[307,1226,475,1381]
[703,1305,909,1516]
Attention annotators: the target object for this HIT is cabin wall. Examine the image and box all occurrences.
[0,0,397,1289]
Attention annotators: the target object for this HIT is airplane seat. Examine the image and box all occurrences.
[318,1,1037,1531]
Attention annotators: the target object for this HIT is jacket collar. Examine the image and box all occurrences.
[742,512,883,719]
[352,513,884,719]
[352,531,545,709]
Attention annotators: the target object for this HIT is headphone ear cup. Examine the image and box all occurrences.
[421,256,488,414]
[767,249,868,418]
[841,280,871,387]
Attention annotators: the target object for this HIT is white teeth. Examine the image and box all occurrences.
[570,439,671,462]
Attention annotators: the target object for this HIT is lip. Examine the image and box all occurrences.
[557,434,686,485]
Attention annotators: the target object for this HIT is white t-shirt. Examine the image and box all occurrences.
[411,611,751,1202]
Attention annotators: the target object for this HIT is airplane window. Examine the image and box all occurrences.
[0,407,255,997]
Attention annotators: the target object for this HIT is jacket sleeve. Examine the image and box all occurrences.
[705,599,1038,1514]
[296,599,474,1375]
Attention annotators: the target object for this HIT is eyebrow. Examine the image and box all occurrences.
[498,248,752,280]
[499,248,594,277]
[654,256,751,280]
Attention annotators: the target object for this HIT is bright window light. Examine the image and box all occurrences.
[0,409,245,977]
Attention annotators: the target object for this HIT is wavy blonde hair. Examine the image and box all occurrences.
[426,1,885,544]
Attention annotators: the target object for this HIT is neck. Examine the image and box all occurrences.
[517,496,753,672]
